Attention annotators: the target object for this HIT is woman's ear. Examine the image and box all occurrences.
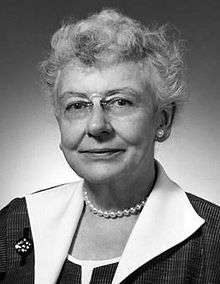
[155,103,176,142]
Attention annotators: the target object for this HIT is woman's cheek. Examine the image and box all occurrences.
[117,116,154,145]
[60,124,83,150]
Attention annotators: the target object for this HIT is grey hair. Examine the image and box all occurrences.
[40,9,187,115]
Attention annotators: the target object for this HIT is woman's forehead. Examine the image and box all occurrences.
[57,61,151,96]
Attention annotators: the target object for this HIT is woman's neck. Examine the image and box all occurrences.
[83,163,156,211]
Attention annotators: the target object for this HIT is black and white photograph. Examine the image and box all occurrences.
[0,0,220,283]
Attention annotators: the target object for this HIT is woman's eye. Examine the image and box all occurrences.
[117,99,131,106]
[66,101,90,111]
[111,98,133,107]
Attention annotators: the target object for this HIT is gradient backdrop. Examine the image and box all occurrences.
[1,0,220,209]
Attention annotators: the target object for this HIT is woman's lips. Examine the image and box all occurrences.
[79,149,125,159]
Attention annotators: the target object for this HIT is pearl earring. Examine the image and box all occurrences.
[156,129,165,138]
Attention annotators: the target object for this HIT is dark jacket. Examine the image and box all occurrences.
[0,193,220,283]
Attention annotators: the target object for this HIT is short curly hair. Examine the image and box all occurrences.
[40,9,187,115]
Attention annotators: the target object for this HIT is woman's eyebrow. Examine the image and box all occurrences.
[105,87,139,97]
[59,87,139,99]
[59,91,88,99]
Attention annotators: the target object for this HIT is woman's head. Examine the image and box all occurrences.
[40,9,186,118]
[40,9,186,183]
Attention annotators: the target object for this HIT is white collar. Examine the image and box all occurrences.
[25,163,205,284]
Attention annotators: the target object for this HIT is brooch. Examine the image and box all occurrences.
[15,227,33,266]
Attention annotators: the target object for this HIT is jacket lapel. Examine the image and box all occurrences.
[112,163,205,284]
[25,181,84,284]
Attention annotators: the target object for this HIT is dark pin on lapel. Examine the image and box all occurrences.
[15,227,33,266]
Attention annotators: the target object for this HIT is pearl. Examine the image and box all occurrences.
[157,128,165,138]
[129,207,136,214]
[123,209,130,216]
[109,212,116,218]
[135,204,142,211]
[97,209,103,216]
[92,208,98,214]
[103,211,110,218]
[116,210,123,217]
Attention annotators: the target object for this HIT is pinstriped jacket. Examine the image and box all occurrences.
[0,194,220,283]
[0,166,220,283]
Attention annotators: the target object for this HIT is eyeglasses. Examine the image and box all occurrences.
[61,93,139,120]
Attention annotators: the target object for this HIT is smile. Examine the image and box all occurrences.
[79,149,125,160]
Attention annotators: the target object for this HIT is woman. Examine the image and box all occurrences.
[0,9,220,284]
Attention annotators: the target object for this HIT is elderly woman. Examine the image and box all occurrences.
[0,9,220,284]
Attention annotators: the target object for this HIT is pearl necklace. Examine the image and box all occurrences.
[83,190,147,219]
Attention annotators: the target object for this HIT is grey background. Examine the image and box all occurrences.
[1,0,220,209]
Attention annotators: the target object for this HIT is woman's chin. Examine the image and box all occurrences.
[65,152,130,184]
[71,164,125,184]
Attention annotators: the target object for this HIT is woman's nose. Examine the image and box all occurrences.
[86,104,113,138]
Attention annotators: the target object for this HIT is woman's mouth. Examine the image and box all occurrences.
[78,148,125,160]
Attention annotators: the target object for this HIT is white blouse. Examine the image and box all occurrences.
[67,254,120,284]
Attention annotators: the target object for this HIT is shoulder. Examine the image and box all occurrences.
[0,197,29,243]
[187,192,220,222]
[0,197,31,234]
[0,181,82,273]
[0,198,35,281]
[187,192,220,240]
[186,193,220,280]
[0,197,27,219]
[0,180,83,219]
[0,197,30,273]
[0,181,83,227]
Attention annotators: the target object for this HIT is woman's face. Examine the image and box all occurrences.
[56,62,157,183]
